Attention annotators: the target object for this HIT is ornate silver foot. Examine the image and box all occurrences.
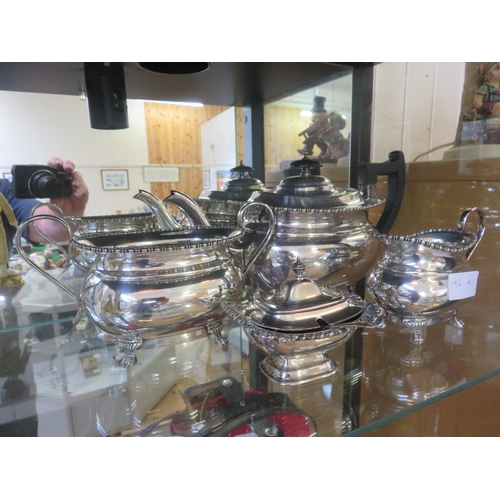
[260,352,338,386]
[449,310,465,328]
[400,344,425,367]
[401,317,428,345]
[116,336,143,367]
[207,319,227,347]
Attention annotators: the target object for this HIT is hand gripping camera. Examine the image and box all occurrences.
[10,164,73,199]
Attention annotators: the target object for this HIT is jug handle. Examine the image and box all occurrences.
[356,150,406,234]
[458,207,486,260]
[237,202,275,276]
[14,214,83,325]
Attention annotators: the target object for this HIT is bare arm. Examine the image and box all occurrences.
[473,93,485,110]
[28,158,89,243]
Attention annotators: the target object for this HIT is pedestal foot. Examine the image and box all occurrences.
[400,317,428,345]
[260,351,337,386]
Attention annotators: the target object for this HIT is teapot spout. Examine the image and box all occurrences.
[163,190,211,227]
[133,189,181,230]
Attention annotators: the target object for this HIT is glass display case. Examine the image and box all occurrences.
[1,62,500,437]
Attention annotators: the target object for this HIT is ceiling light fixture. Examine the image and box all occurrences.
[84,62,129,130]
[137,63,211,75]
[138,99,203,107]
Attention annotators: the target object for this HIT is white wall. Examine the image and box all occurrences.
[0,91,150,215]
[371,62,465,163]
[0,64,467,217]
[201,107,237,191]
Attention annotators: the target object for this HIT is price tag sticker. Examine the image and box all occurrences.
[448,271,479,300]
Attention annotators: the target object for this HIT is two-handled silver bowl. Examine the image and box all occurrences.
[15,201,275,367]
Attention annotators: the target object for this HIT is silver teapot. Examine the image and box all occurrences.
[366,207,486,344]
[239,151,406,294]
[195,161,267,225]
[15,201,275,367]
[222,258,385,386]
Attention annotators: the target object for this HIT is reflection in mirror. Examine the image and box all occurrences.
[263,72,353,190]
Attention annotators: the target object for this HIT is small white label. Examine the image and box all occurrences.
[448,271,479,300]
[143,166,180,183]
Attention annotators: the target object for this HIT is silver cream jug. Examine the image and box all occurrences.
[366,207,486,344]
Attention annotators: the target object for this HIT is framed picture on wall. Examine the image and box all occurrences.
[217,170,230,190]
[101,169,129,191]
[203,170,210,190]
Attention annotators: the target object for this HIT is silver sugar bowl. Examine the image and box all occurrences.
[222,258,385,386]
[15,202,275,367]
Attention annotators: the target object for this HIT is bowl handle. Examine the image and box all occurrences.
[14,213,83,325]
[458,207,486,260]
[28,203,68,249]
[237,202,275,276]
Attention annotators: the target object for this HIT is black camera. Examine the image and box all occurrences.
[10,164,73,199]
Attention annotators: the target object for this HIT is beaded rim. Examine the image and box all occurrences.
[69,212,154,223]
[71,225,243,253]
[222,299,383,342]
[265,196,384,213]
[194,197,246,209]
[369,228,478,253]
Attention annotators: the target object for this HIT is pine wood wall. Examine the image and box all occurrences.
[143,101,309,200]
[264,105,311,167]
[144,102,244,199]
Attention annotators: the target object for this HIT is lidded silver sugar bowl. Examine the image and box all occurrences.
[222,258,385,386]
[366,207,486,344]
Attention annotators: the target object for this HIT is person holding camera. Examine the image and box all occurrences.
[0,157,89,255]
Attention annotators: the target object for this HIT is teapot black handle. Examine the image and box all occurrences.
[356,150,406,234]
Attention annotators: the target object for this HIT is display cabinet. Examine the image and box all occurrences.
[1,62,500,437]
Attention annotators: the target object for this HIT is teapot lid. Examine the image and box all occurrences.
[200,161,266,202]
[276,156,341,197]
[251,156,383,210]
[244,258,364,332]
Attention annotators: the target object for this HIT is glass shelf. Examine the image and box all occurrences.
[1,268,500,437]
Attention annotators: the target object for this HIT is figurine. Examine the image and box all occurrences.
[297,96,348,162]
[450,62,500,148]
[473,62,500,118]
[0,193,24,287]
